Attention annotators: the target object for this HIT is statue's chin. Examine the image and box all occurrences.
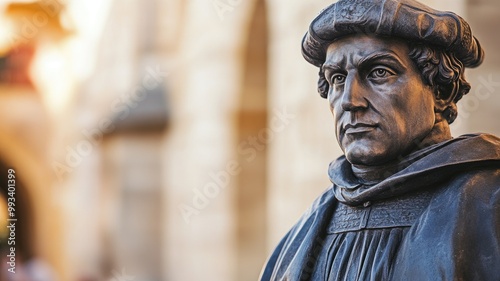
[346,154,376,166]
[344,149,391,167]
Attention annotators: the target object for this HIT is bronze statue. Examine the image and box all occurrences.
[260,0,500,280]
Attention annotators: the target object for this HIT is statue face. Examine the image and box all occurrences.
[324,34,437,166]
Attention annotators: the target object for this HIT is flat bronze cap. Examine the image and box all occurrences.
[302,0,484,68]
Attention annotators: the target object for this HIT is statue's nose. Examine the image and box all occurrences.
[340,75,369,112]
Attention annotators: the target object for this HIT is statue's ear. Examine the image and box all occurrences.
[434,97,449,112]
[435,99,457,124]
[434,79,459,123]
[435,79,459,111]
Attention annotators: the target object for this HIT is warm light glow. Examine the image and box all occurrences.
[0,9,17,54]
[27,0,113,114]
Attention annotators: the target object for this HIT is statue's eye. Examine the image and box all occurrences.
[369,68,392,79]
[332,74,346,85]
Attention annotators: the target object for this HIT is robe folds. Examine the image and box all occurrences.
[260,134,500,281]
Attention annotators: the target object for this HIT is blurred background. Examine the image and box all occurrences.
[0,0,497,280]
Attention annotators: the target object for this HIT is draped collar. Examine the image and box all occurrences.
[329,134,500,206]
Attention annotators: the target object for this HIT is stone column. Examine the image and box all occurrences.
[161,0,257,280]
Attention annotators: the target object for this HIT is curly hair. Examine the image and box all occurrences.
[317,43,471,124]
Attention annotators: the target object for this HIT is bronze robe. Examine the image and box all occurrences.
[260,134,500,281]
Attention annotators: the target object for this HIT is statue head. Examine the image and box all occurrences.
[302,0,484,166]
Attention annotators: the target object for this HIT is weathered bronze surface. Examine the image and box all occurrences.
[260,0,500,280]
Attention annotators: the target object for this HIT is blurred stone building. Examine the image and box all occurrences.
[0,0,498,280]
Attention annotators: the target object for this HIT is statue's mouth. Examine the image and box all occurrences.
[344,123,378,134]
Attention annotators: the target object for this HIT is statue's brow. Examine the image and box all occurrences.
[322,51,404,73]
[322,64,343,73]
[358,51,404,68]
